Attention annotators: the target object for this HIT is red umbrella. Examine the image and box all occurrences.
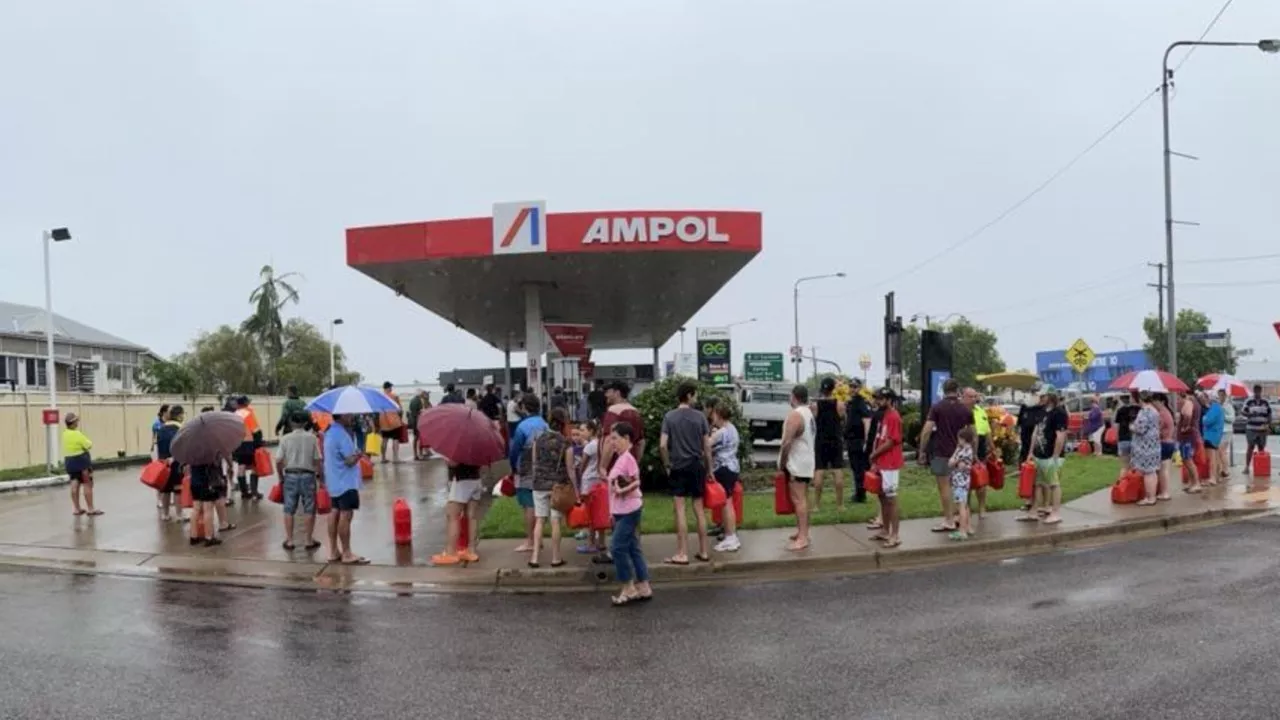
[1107,369,1190,394]
[1196,373,1248,398]
[416,404,505,466]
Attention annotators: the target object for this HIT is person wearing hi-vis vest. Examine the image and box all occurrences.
[233,396,265,501]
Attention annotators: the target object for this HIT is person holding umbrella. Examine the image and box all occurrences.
[170,409,247,547]
[418,399,508,565]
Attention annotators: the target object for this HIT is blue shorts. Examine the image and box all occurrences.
[1179,442,1195,462]
[282,471,317,515]
[516,488,535,509]
[1160,442,1175,461]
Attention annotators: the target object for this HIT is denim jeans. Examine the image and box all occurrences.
[610,509,649,584]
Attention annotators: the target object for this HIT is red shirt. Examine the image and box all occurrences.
[875,408,904,470]
[601,404,645,468]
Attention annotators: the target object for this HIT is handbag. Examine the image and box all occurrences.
[551,482,578,515]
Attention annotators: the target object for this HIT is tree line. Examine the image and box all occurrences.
[137,265,360,397]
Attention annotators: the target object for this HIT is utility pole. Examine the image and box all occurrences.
[811,346,818,383]
[1147,262,1165,336]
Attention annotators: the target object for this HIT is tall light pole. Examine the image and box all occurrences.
[793,273,845,382]
[329,318,344,387]
[42,227,71,472]
[1161,38,1278,377]
[678,326,686,353]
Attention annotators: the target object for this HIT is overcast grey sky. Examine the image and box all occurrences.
[2,0,1277,384]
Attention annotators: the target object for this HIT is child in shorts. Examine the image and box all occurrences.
[948,427,976,541]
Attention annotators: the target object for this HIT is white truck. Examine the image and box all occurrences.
[732,382,794,443]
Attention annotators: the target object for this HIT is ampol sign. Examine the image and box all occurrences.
[580,216,732,245]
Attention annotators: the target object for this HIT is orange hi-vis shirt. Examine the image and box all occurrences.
[236,407,261,441]
[379,392,403,431]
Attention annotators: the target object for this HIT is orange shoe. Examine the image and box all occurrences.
[431,552,461,566]
[459,550,480,563]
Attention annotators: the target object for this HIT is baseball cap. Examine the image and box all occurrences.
[64,412,79,425]
[874,386,896,399]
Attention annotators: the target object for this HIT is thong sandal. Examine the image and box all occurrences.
[85,510,104,516]
[930,524,957,533]
[72,510,85,516]
[881,538,902,549]
[695,553,710,563]
[611,593,642,607]
[870,533,889,542]
[663,557,690,566]
[342,557,371,565]
[866,521,884,530]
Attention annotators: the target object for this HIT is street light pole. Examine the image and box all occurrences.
[329,318,344,387]
[1161,38,1278,377]
[793,273,845,383]
[41,228,71,472]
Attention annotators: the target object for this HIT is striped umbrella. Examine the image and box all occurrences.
[1107,370,1189,394]
[305,385,400,415]
[1196,373,1248,399]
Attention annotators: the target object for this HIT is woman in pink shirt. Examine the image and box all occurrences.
[1155,393,1176,501]
[607,422,651,606]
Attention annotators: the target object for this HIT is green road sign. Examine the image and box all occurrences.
[744,352,784,382]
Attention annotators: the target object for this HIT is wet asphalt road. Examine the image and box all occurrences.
[6,519,1280,719]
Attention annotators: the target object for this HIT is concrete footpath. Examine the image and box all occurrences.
[0,451,1274,594]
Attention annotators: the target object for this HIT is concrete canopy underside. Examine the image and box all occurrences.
[350,251,755,350]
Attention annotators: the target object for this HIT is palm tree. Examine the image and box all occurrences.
[241,264,301,392]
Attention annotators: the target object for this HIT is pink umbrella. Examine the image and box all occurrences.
[1108,369,1190,394]
[1197,373,1248,398]
[416,404,505,466]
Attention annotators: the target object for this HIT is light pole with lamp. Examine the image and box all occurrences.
[909,312,965,327]
[1161,38,1279,377]
[329,318,344,387]
[1102,335,1130,351]
[42,227,72,472]
[793,274,845,382]
[678,326,686,353]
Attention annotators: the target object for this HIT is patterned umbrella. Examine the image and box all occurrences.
[1107,370,1190,394]
[1196,373,1248,399]
[171,411,245,465]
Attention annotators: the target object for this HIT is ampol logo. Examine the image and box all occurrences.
[492,201,548,255]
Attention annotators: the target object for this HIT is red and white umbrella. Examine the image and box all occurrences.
[1196,373,1248,398]
[1108,369,1190,394]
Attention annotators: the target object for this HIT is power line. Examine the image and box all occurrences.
[868,0,1240,291]
[993,289,1148,332]
[1182,279,1280,288]
[1182,252,1280,265]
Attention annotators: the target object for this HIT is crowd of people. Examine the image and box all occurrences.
[1110,383,1271,505]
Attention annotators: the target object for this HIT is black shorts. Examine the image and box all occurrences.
[65,453,92,480]
[977,436,990,460]
[233,442,256,467]
[381,429,400,440]
[789,475,813,484]
[190,481,220,503]
[333,489,360,511]
[160,460,183,493]
[1204,440,1218,450]
[1160,442,1175,461]
[713,466,739,495]
[668,464,705,498]
[816,443,844,470]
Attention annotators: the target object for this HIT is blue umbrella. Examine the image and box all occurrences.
[306,385,400,415]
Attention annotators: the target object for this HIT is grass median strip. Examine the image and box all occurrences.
[479,455,1123,539]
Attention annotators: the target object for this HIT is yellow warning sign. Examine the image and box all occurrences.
[1066,338,1096,374]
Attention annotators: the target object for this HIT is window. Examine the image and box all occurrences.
[107,364,123,381]
[0,356,13,384]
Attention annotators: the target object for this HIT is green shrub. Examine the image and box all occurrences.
[631,377,751,489]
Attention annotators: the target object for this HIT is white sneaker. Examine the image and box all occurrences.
[714,536,741,553]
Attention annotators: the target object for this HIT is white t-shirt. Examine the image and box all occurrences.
[506,400,521,423]
[579,438,600,493]
[784,406,816,479]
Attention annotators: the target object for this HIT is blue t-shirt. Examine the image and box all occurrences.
[155,422,181,460]
[323,426,361,497]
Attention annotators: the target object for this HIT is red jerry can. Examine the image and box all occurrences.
[457,513,470,552]
[774,472,795,515]
[393,498,412,545]
[1193,447,1210,480]
[988,459,1006,491]
[1254,451,1272,478]
[1018,461,1036,500]
[588,484,613,531]
[710,482,744,526]
[1077,441,1092,456]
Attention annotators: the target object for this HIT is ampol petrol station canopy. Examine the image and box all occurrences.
[346,203,762,353]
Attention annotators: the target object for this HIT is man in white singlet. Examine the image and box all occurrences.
[779,384,816,552]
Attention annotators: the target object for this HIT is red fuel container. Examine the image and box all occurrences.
[393,498,412,545]
[774,472,795,515]
[1254,451,1271,478]
[1018,461,1036,500]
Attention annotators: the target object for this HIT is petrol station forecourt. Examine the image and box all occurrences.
[346,202,764,391]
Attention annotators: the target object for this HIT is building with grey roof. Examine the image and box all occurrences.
[0,300,157,393]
